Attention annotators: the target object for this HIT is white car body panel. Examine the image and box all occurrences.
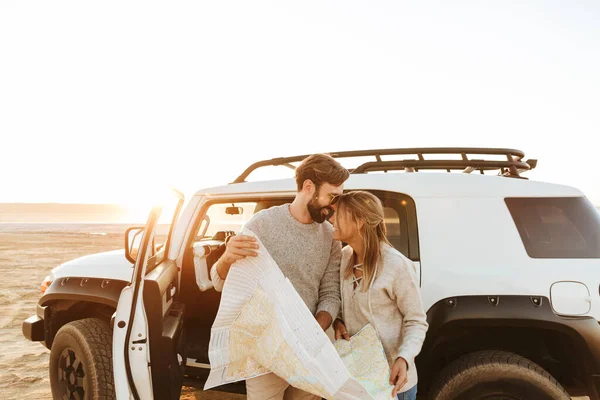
[50,250,133,282]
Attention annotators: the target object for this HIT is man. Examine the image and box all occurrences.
[210,153,349,400]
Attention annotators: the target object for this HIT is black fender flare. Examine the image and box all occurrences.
[40,277,129,309]
[419,295,600,399]
[38,277,129,347]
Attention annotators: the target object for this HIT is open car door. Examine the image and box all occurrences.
[113,189,185,400]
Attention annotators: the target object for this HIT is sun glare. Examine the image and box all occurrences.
[119,187,184,224]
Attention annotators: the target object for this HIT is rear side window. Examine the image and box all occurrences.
[505,197,600,258]
[370,190,420,262]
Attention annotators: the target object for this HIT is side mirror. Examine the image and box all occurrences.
[125,226,145,264]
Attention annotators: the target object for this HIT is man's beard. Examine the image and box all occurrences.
[307,198,332,224]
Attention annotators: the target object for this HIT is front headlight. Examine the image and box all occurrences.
[40,275,52,294]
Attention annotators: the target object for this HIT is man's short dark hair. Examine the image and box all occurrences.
[295,154,350,191]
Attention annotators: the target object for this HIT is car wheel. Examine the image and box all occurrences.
[429,350,569,400]
[49,318,115,400]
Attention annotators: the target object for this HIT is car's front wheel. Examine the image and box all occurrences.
[429,350,570,400]
[49,318,115,400]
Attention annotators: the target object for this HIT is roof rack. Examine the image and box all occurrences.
[232,147,537,183]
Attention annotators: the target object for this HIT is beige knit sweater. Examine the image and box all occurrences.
[339,243,428,393]
[211,204,341,319]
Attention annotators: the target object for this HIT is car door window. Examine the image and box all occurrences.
[194,202,258,240]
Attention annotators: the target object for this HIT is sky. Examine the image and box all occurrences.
[1,1,599,207]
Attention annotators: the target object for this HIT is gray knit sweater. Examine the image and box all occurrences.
[340,243,428,393]
[210,204,342,319]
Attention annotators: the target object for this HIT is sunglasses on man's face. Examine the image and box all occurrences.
[324,194,340,222]
[328,193,340,206]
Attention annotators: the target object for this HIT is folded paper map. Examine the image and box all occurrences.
[204,229,393,399]
[334,324,394,400]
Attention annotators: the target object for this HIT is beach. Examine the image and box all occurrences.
[0,224,243,400]
[0,227,123,399]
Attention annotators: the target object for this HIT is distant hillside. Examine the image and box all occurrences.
[0,203,132,223]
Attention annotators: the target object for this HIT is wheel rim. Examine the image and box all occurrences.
[57,347,86,400]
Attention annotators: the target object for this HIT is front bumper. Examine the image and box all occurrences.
[22,304,46,342]
[22,315,44,341]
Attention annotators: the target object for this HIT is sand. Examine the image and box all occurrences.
[0,230,243,400]
[0,232,122,399]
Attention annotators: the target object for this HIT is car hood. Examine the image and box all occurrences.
[50,249,133,282]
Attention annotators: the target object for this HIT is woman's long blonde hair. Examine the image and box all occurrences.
[337,191,390,291]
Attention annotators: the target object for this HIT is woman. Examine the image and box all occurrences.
[331,191,428,400]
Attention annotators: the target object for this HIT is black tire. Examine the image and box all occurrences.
[429,350,569,400]
[49,318,115,400]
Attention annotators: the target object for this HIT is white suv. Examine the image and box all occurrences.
[22,148,600,400]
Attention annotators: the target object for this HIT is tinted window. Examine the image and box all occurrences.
[371,191,419,261]
[382,204,406,256]
[505,197,600,258]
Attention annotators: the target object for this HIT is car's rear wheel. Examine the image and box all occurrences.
[49,318,115,400]
[429,350,570,400]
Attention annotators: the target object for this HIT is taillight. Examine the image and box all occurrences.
[40,275,52,294]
